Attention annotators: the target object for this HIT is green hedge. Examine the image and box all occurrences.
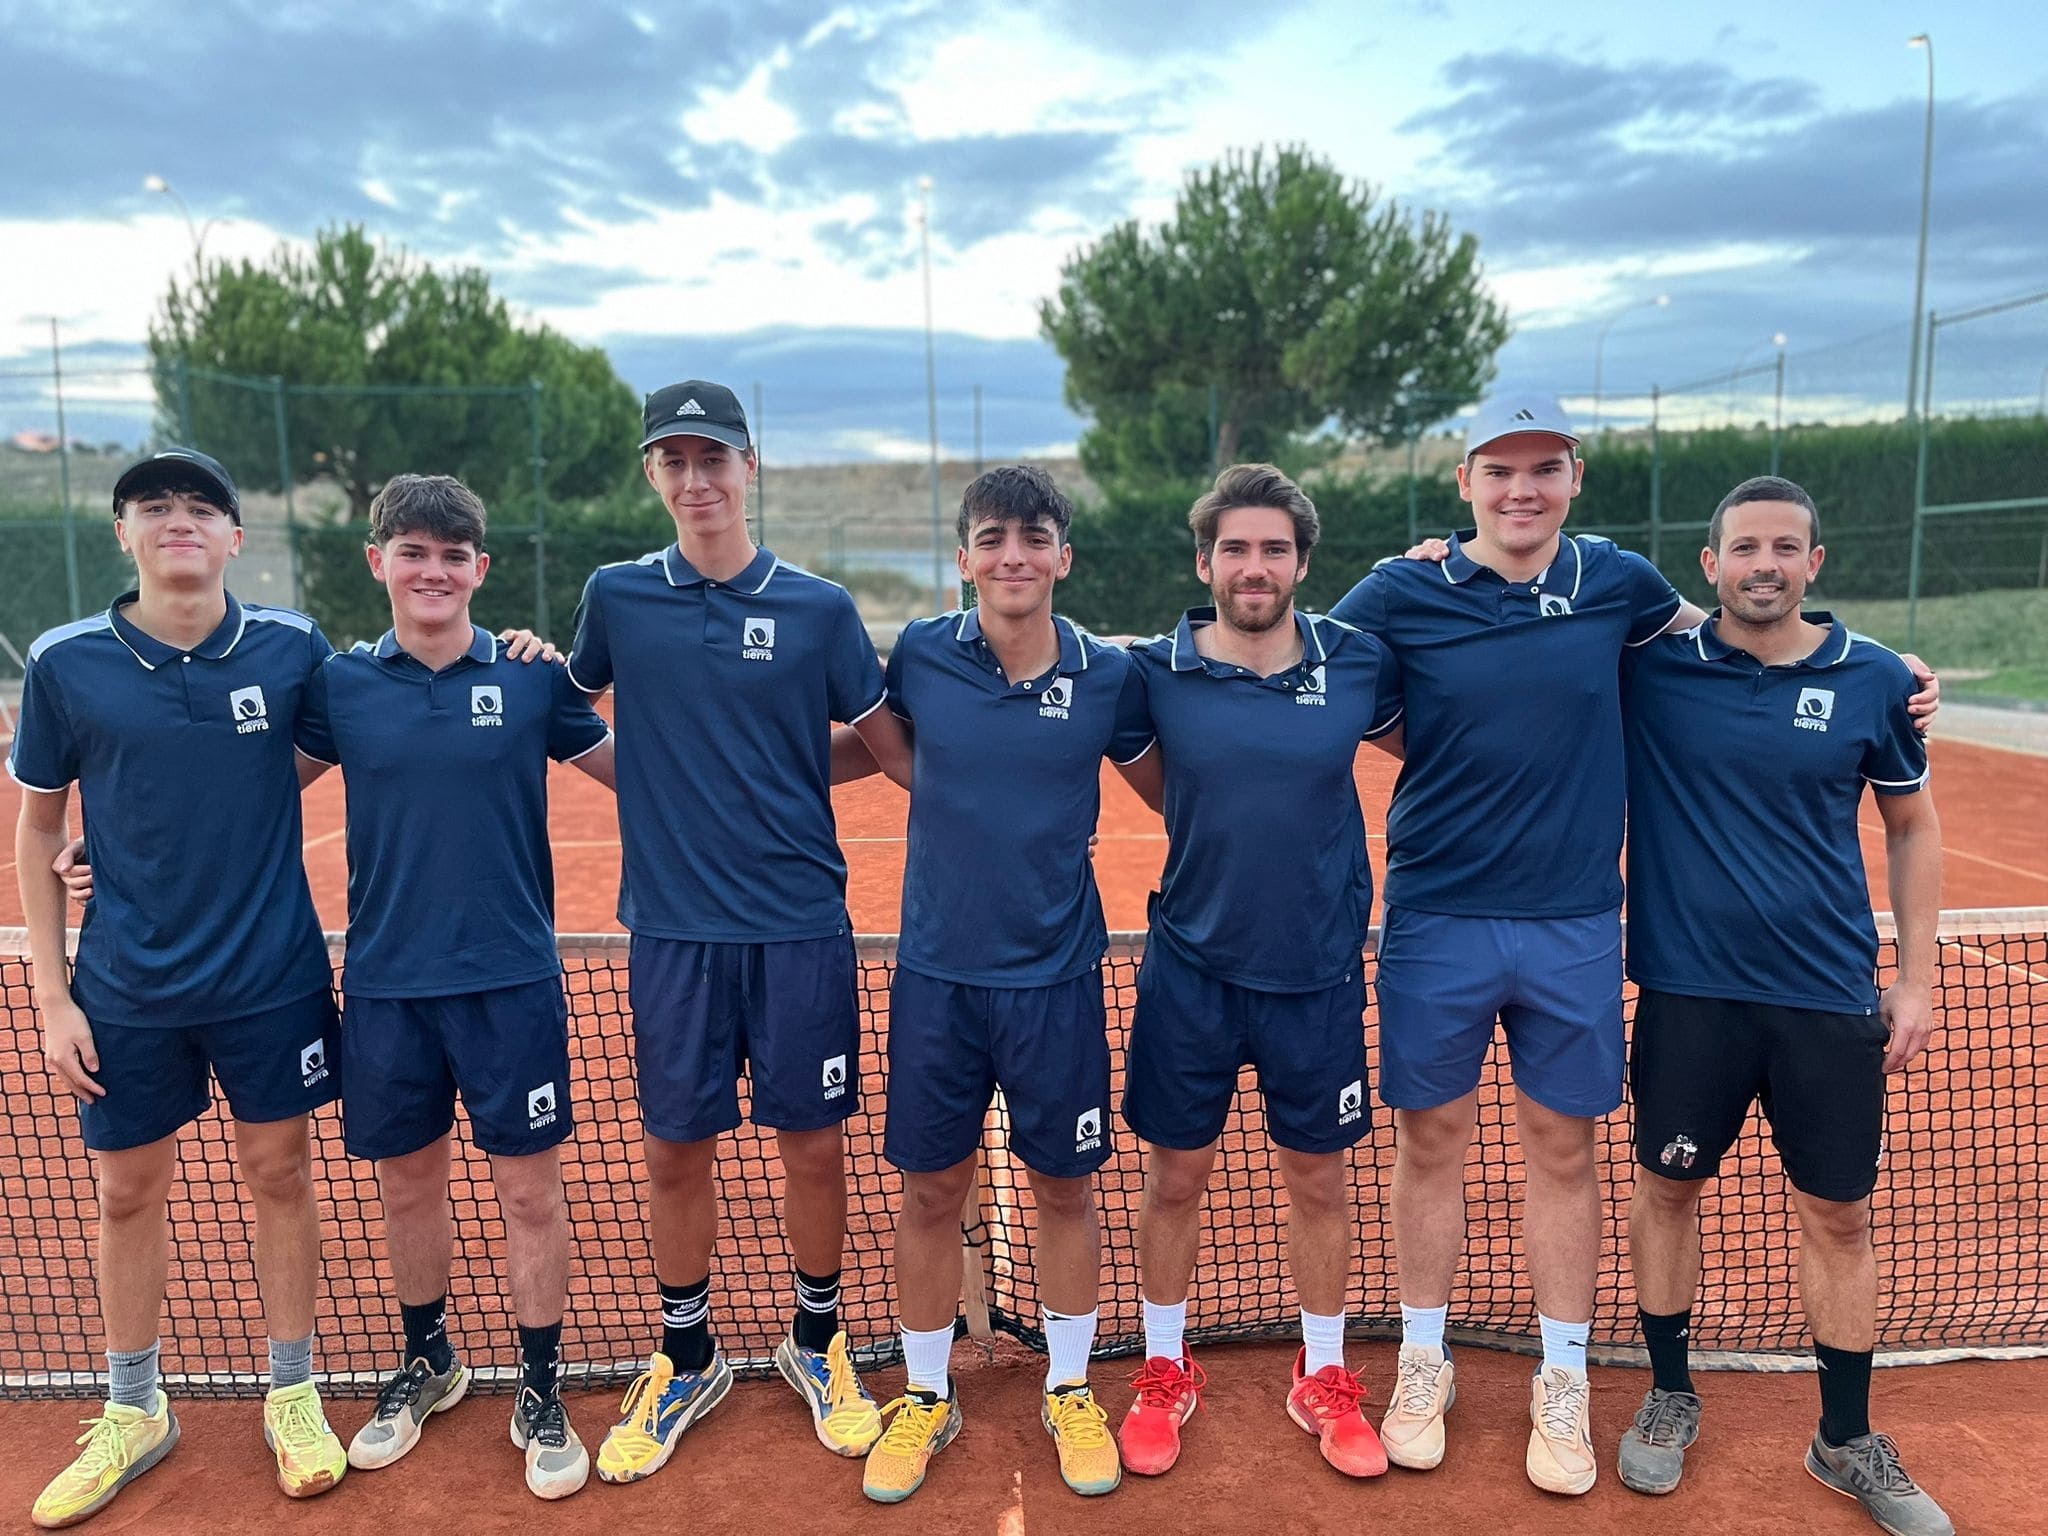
[0,508,136,653]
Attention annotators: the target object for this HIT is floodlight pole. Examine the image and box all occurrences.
[1905,36,1935,421]
[918,177,948,614]
[1590,294,1670,433]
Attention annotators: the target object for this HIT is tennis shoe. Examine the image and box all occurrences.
[1118,1350,1204,1476]
[595,1350,733,1484]
[1286,1348,1388,1477]
[1804,1430,1954,1536]
[774,1329,883,1455]
[510,1386,589,1500]
[862,1388,962,1503]
[347,1355,469,1470]
[1527,1366,1597,1495]
[262,1380,347,1499]
[31,1392,179,1529]
[1617,1387,1701,1495]
[1381,1343,1455,1470]
[1042,1382,1121,1495]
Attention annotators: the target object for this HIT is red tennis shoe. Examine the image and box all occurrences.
[1287,1349,1388,1477]
[1118,1350,1205,1476]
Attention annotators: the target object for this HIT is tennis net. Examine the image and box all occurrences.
[2,910,2043,1397]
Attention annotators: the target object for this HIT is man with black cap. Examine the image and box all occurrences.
[567,382,912,1482]
[12,448,350,1524]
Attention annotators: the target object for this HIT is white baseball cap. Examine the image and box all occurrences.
[1464,395,1580,458]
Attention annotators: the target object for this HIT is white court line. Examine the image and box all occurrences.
[1859,820,2048,887]
[1955,941,2048,988]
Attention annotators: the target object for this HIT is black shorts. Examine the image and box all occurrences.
[1628,988,1887,1203]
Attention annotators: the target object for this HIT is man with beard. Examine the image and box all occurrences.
[1614,477,1950,1536]
[1114,464,1405,1481]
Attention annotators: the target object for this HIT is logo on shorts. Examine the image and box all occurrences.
[299,1037,329,1088]
[471,684,504,725]
[230,685,270,734]
[527,1082,558,1130]
[1296,664,1328,705]
[1075,1107,1103,1154]
[1794,687,1835,732]
[1659,1133,1698,1171]
[1338,1079,1363,1126]
[1039,675,1073,720]
[821,1053,848,1100]
[742,617,777,661]
[1538,593,1574,618]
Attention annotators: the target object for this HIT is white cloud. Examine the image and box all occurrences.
[682,56,801,156]
[360,179,400,209]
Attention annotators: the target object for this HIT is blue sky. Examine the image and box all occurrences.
[3,0,2044,459]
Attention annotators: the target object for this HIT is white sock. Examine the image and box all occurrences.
[1401,1303,1448,1354]
[1044,1308,1099,1391]
[1142,1298,1186,1363]
[901,1324,954,1399]
[1538,1313,1589,1376]
[1300,1308,1346,1375]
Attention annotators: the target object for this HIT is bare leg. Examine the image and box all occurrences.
[1025,1170,1101,1318]
[95,1135,180,1353]
[775,1124,848,1277]
[375,1137,452,1307]
[643,1130,719,1286]
[1275,1148,1351,1316]
[492,1147,569,1329]
[1629,1170,1707,1315]
[1791,1192,1876,1350]
[1515,1091,1601,1324]
[233,1115,322,1343]
[892,1160,978,1333]
[1390,1096,1477,1307]
[1136,1142,1219,1305]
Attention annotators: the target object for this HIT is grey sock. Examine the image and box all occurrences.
[268,1333,314,1392]
[108,1341,161,1411]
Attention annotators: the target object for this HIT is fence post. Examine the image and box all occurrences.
[973,383,984,475]
[1405,420,1421,550]
[529,380,549,637]
[1906,315,1938,649]
[1207,384,1220,472]
[1648,385,1663,569]
[1770,351,1785,477]
[175,355,194,444]
[270,377,299,609]
[752,381,766,547]
[50,319,82,620]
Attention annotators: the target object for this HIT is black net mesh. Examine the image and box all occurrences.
[2,920,2042,1397]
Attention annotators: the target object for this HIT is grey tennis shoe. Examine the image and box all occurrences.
[1617,1387,1702,1494]
[511,1386,590,1500]
[347,1356,469,1470]
[1804,1431,1954,1536]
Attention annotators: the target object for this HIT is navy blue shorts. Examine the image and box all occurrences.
[339,978,573,1161]
[1122,938,1369,1155]
[1375,906,1624,1118]
[77,988,340,1153]
[885,965,1112,1179]
[629,934,860,1144]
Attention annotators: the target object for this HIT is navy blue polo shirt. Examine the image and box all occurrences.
[1622,613,1929,1014]
[1127,608,1404,993]
[295,625,611,999]
[887,609,1154,986]
[7,592,334,1028]
[567,545,885,941]
[1327,531,1681,918]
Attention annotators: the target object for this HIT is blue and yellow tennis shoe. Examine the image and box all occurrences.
[774,1330,883,1456]
[594,1350,733,1484]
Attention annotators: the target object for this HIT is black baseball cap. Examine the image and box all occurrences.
[640,380,752,452]
[111,446,241,522]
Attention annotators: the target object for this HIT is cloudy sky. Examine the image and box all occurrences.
[4,0,2044,460]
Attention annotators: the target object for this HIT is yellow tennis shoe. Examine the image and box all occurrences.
[31,1393,179,1529]
[1042,1382,1122,1495]
[774,1330,883,1456]
[862,1388,962,1503]
[261,1380,347,1499]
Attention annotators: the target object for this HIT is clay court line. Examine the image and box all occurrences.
[1858,820,2048,886]
[1955,942,2048,987]
[302,829,346,851]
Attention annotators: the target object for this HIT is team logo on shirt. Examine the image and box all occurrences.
[821,1053,848,1100]
[1538,594,1574,618]
[230,685,270,734]
[299,1037,329,1088]
[743,617,777,661]
[1337,1079,1363,1125]
[527,1082,558,1130]
[1075,1107,1103,1154]
[1659,1134,1699,1171]
[1296,664,1328,706]
[471,684,504,726]
[1039,675,1074,720]
[1794,688,1835,732]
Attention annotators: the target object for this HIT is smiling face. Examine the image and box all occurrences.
[644,434,755,543]
[1457,433,1583,567]
[1197,504,1306,636]
[958,512,1070,621]
[1704,500,1823,625]
[368,529,488,630]
[115,487,242,588]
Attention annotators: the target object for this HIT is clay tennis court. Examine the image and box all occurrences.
[0,715,2043,1533]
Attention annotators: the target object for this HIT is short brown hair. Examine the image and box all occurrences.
[1187,463,1319,560]
[368,474,488,550]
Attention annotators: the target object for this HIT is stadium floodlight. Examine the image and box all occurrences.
[1728,333,1788,424]
[916,175,950,613]
[143,173,216,269]
[1590,293,1671,433]
[1905,35,1935,421]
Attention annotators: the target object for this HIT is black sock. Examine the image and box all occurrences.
[1815,1342,1873,1445]
[400,1297,454,1374]
[793,1266,841,1352]
[519,1322,562,1400]
[1639,1307,1695,1396]
[660,1278,713,1372]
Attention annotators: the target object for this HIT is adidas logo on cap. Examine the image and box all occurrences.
[675,399,706,416]
[1512,407,1536,421]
